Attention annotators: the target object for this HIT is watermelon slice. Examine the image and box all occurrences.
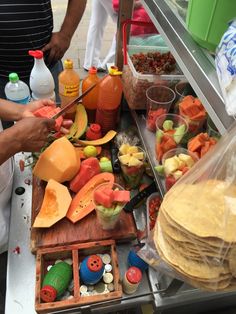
[94,189,113,208]
[33,106,63,132]
[113,190,130,203]
[70,157,100,193]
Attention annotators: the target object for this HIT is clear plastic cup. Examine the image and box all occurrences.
[173,80,194,113]
[161,147,199,190]
[206,116,221,140]
[146,85,176,132]
[93,182,126,230]
[118,147,146,189]
[155,113,189,162]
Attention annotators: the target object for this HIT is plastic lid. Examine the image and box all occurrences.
[28,50,43,59]
[87,255,103,272]
[126,267,142,284]
[90,124,101,134]
[64,59,73,69]
[40,285,57,302]
[109,66,122,76]
[89,66,97,74]
[9,72,19,83]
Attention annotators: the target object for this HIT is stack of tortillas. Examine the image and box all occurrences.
[154,180,236,291]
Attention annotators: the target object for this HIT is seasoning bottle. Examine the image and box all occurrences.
[79,255,104,285]
[95,66,122,134]
[28,50,55,101]
[122,266,142,294]
[40,261,72,302]
[59,59,80,119]
[82,66,100,122]
[86,124,102,140]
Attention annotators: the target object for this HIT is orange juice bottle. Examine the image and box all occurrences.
[82,66,100,122]
[59,59,80,119]
[95,66,123,134]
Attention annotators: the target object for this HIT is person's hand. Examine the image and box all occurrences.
[14,117,56,152]
[21,99,56,118]
[21,100,73,135]
[41,32,71,64]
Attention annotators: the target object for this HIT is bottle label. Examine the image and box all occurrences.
[59,83,79,97]
[7,95,31,105]
[95,107,119,134]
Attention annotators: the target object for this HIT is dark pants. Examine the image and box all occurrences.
[0,60,63,129]
[0,252,7,314]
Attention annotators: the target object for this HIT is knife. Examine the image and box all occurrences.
[52,82,98,120]
[124,181,157,213]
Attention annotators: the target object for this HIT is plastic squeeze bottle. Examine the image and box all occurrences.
[4,72,30,104]
[40,261,72,303]
[28,50,55,101]
[58,59,80,119]
[95,66,123,134]
[82,66,100,122]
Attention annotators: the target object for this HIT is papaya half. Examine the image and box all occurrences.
[76,130,117,146]
[66,172,114,223]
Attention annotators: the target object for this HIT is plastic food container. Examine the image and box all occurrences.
[122,45,185,110]
[146,192,161,236]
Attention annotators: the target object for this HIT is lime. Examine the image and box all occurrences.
[100,157,110,162]
[84,145,98,157]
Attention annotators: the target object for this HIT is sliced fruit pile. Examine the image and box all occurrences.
[146,107,167,132]
[155,153,196,191]
[94,187,130,217]
[155,119,186,162]
[188,132,217,159]
[179,95,206,133]
[118,144,145,169]
[147,194,161,231]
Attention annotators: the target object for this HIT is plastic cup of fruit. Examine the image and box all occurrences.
[146,85,176,132]
[173,80,195,113]
[161,147,199,190]
[118,147,146,189]
[206,116,220,140]
[155,113,189,162]
[93,183,126,230]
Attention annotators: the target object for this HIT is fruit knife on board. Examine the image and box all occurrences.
[124,181,157,213]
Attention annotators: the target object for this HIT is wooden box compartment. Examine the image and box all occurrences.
[35,240,122,313]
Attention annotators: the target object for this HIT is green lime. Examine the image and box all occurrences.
[84,145,98,157]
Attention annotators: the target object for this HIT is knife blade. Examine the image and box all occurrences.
[52,82,98,120]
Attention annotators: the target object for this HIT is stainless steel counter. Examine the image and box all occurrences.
[5,153,154,314]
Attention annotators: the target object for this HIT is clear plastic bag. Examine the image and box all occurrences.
[138,121,236,291]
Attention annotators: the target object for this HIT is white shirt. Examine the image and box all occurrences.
[0,121,14,253]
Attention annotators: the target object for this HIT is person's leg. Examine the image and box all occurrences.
[83,0,108,70]
[99,0,118,69]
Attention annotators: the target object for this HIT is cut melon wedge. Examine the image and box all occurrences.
[33,179,72,228]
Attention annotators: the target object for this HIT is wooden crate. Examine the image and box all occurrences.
[35,240,122,313]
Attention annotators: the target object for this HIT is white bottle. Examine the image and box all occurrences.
[28,50,55,101]
[4,72,30,104]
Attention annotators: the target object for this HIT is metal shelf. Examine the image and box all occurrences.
[142,0,234,135]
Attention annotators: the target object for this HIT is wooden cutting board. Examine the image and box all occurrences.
[31,176,137,254]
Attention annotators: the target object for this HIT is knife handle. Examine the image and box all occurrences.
[124,181,157,213]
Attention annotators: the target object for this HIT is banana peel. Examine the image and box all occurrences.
[75,130,117,146]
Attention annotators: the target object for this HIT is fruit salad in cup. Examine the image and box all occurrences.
[118,144,146,189]
[155,113,188,162]
[93,183,130,230]
[155,148,198,190]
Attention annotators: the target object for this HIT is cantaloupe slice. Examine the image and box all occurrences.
[33,179,72,228]
[33,137,80,183]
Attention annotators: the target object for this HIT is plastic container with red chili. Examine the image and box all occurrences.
[146,192,162,234]
[122,46,185,110]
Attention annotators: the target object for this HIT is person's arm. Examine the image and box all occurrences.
[42,0,87,64]
[0,117,55,165]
